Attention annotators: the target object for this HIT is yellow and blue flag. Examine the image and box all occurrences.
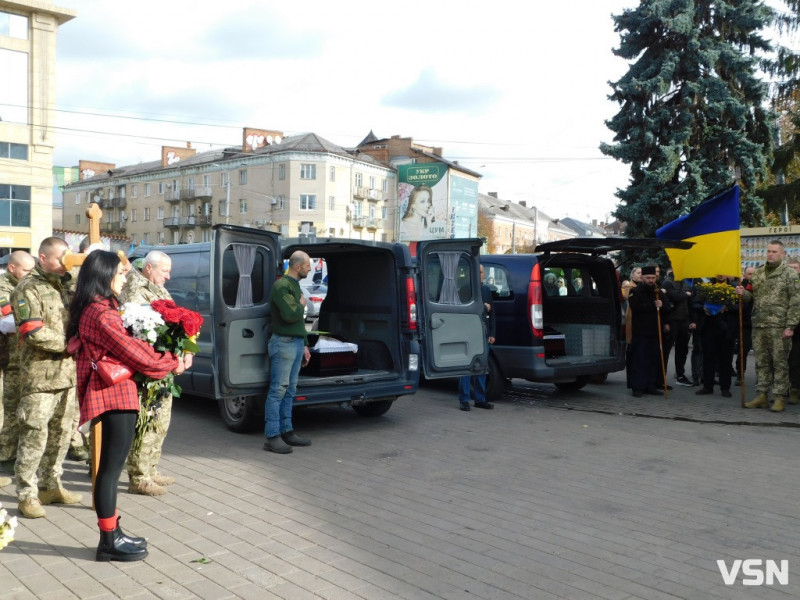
[656,185,741,279]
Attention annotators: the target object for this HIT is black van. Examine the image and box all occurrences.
[130,225,489,432]
[480,238,690,400]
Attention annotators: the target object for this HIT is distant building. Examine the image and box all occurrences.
[0,1,76,256]
[558,217,608,238]
[62,128,396,245]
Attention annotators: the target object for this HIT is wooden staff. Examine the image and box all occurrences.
[738,290,746,409]
[655,286,668,398]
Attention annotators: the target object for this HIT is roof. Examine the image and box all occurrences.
[558,217,608,238]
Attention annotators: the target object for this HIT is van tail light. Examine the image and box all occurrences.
[406,276,417,330]
[528,263,543,338]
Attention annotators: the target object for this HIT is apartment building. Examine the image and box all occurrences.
[62,128,396,245]
[0,1,75,257]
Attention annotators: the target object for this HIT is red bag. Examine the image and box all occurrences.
[92,355,134,386]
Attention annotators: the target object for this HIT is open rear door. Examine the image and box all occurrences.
[212,225,280,399]
[416,238,488,379]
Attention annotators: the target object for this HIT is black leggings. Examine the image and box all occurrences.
[94,410,138,520]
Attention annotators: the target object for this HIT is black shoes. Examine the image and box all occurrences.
[264,436,292,454]
[96,528,148,562]
[474,402,494,409]
[696,387,714,395]
[643,388,662,395]
[721,389,732,398]
[282,431,311,447]
[459,402,470,411]
[675,376,693,387]
[632,389,643,398]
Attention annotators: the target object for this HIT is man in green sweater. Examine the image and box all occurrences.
[264,251,312,454]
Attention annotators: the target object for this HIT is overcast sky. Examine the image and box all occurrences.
[53,0,642,222]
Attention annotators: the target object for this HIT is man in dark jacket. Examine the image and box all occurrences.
[627,265,667,397]
[662,269,694,386]
[693,275,739,397]
[458,265,496,410]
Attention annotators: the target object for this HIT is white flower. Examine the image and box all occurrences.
[120,303,164,344]
[0,502,18,551]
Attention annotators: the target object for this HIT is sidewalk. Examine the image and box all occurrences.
[1,369,799,599]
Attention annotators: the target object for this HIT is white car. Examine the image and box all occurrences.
[301,284,327,321]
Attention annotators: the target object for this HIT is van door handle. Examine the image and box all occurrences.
[430,317,444,329]
[242,329,254,338]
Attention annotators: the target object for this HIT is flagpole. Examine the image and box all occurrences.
[655,287,668,398]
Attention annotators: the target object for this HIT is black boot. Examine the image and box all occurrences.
[96,529,149,562]
[117,516,147,547]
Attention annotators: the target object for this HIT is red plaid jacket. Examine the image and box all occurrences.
[76,296,178,426]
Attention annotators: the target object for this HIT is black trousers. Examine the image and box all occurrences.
[94,410,138,520]
[701,318,734,391]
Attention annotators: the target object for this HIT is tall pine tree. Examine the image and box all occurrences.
[602,0,775,236]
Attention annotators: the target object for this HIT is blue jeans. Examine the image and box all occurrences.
[264,336,304,438]
[458,374,486,404]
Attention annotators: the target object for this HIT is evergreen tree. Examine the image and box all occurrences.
[601,0,776,236]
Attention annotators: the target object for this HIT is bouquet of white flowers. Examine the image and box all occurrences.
[0,502,18,550]
[120,302,165,344]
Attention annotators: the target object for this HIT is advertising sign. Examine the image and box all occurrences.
[398,163,449,242]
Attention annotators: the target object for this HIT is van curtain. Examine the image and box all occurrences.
[438,251,462,305]
[232,243,255,308]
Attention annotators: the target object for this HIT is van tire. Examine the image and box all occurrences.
[554,376,591,392]
[352,398,394,417]
[485,357,507,401]
[219,395,262,433]
[590,373,609,384]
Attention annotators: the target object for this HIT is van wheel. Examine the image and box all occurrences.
[554,376,591,392]
[218,395,262,433]
[352,398,394,417]
[590,373,609,384]
[485,357,507,401]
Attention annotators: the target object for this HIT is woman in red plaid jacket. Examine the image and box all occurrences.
[66,250,184,562]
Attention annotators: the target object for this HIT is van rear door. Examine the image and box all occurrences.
[416,238,489,379]
[212,225,281,399]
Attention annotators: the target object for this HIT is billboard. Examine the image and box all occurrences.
[398,163,449,242]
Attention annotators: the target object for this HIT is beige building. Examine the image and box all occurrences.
[62,128,396,245]
[0,1,75,257]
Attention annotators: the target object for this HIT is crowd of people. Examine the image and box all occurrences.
[623,238,800,412]
[0,239,190,562]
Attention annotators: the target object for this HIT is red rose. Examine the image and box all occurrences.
[151,299,204,337]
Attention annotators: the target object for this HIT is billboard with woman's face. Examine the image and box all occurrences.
[398,163,448,242]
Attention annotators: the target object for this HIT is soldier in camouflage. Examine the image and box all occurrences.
[12,238,82,518]
[0,251,36,488]
[120,250,193,496]
[737,239,800,412]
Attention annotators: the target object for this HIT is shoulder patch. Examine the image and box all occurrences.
[16,299,29,321]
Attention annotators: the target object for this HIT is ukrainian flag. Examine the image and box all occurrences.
[656,185,741,279]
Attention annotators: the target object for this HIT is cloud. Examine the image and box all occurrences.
[382,68,501,114]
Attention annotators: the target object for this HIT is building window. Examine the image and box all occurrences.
[202,229,212,242]
[0,184,30,227]
[239,170,247,185]
[220,202,229,217]
[382,205,388,219]
[329,166,335,182]
[0,49,27,124]
[172,205,180,218]
[144,207,150,221]
[203,174,210,187]
[278,195,285,210]
[142,232,149,244]
[383,179,388,192]
[221,172,229,187]
[145,183,151,197]
[0,11,28,39]
[0,141,28,160]
[158,182,164,194]
[279,164,286,180]
[300,194,316,210]
[158,231,165,244]
[187,177,194,190]
[369,175,376,189]
[75,214,81,225]
[157,206,164,220]
[355,173,363,187]
[369,204,375,219]
[328,196,335,210]
[353,201,362,217]
[74,192,82,205]
[239,199,247,214]
[300,164,316,180]
[131,185,137,199]
[130,209,137,222]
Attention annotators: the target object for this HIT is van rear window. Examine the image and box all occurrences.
[424,251,474,305]
[222,245,267,307]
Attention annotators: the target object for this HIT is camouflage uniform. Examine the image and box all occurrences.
[11,266,77,501]
[0,272,23,462]
[119,266,174,486]
[744,261,800,396]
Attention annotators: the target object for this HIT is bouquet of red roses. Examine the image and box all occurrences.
[122,299,203,451]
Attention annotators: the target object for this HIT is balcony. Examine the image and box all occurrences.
[197,215,213,227]
[164,217,180,227]
[111,197,126,208]
[352,216,366,228]
[180,186,213,201]
[180,216,196,227]
[366,218,382,230]
[353,186,383,201]
[165,189,182,203]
